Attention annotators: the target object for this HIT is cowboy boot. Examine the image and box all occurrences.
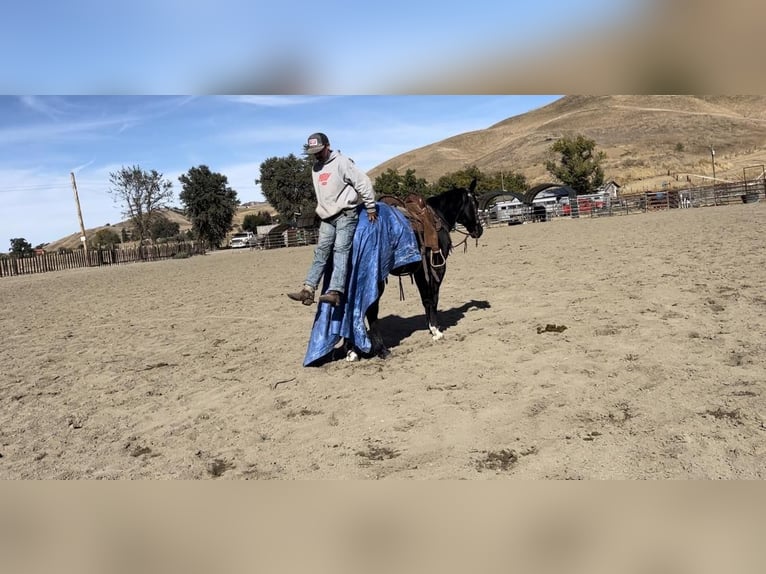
[318,290,342,306]
[287,286,315,305]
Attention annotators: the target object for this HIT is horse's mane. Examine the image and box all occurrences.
[427,186,470,229]
[426,185,465,205]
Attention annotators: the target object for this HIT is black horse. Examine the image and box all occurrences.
[531,203,547,222]
[348,179,483,360]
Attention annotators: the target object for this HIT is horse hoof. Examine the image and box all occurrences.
[431,330,444,341]
[346,350,359,362]
[378,348,391,360]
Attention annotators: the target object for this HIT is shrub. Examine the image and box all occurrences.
[93,228,121,247]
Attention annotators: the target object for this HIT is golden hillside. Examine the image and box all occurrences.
[369,95,766,195]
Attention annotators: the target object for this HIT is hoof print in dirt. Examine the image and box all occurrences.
[286,408,322,419]
[537,324,568,334]
[474,446,537,472]
[701,407,743,425]
[582,431,602,441]
[129,446,153,457]
[66,415,84,429]
[207,458,235,477]
[356,444,400,465]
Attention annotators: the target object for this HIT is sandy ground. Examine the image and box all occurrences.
[1,202,765,479]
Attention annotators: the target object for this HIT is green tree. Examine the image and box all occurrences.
[242,211,272,233]
[108,165,174,243]
[178,165,240,249]
[256,154,315,222]
[431,165,525,195]
[148,214,181,241]
[92,228,121,247]
[545,135,605,195]
[433,165,485,194]
[482,170,527,194]
[9,237,33,257]
[373,168,430,198]
[373,166,527,199]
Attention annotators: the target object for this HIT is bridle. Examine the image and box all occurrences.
[452,190,482,251]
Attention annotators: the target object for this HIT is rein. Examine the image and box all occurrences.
[452,227,477,253]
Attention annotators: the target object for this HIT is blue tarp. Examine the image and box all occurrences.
[303,201,421,366]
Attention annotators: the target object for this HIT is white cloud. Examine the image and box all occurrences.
[226,96,330,107]
[72,159,95,173]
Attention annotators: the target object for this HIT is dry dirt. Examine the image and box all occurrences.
[1,202,765,479]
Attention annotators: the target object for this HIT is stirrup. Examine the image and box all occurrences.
[430,249,446,268]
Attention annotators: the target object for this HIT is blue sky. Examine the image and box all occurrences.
[0,95,563,247]
[1,1,644,94]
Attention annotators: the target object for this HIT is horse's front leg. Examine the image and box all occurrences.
[366,321,390,359]
[414,269,443,340]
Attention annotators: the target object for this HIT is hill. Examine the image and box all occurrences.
[43,202,278,252]
[368,95,766,195]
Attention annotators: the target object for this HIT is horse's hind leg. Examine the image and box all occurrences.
[347,281,390,361]
[367,321,390,359]
[346,348,360,362]
[366,281,391,358]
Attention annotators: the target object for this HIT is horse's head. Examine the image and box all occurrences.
[457,178,484,239]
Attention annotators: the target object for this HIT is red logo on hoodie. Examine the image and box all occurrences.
[318,173,331,186]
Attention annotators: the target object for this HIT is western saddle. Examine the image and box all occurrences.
[379,193,446,274]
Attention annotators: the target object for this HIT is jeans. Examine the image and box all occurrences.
[305,208,359,294]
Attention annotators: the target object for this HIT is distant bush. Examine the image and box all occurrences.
[92,228,121,247]
[243,211,273,232]
[149,214,181,241]
[9,237,34,257]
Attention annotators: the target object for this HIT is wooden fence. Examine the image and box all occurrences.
[0,241,206,278]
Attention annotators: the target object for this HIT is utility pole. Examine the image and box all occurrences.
[710,146,717,205]
[70,172,89,264]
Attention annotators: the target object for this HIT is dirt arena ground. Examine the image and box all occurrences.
[1,202,765,479]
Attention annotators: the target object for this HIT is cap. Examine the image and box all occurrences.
[305,132,329,155]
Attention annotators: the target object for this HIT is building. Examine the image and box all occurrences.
[597,180,621,199]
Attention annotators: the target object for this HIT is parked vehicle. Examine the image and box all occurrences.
[229,232,257,248]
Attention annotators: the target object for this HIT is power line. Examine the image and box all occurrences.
[0,181,112,195]
[0,183,69,193]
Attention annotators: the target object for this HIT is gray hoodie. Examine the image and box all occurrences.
[312,150,376,220]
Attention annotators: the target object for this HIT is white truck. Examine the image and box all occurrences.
[229,231,257,248]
